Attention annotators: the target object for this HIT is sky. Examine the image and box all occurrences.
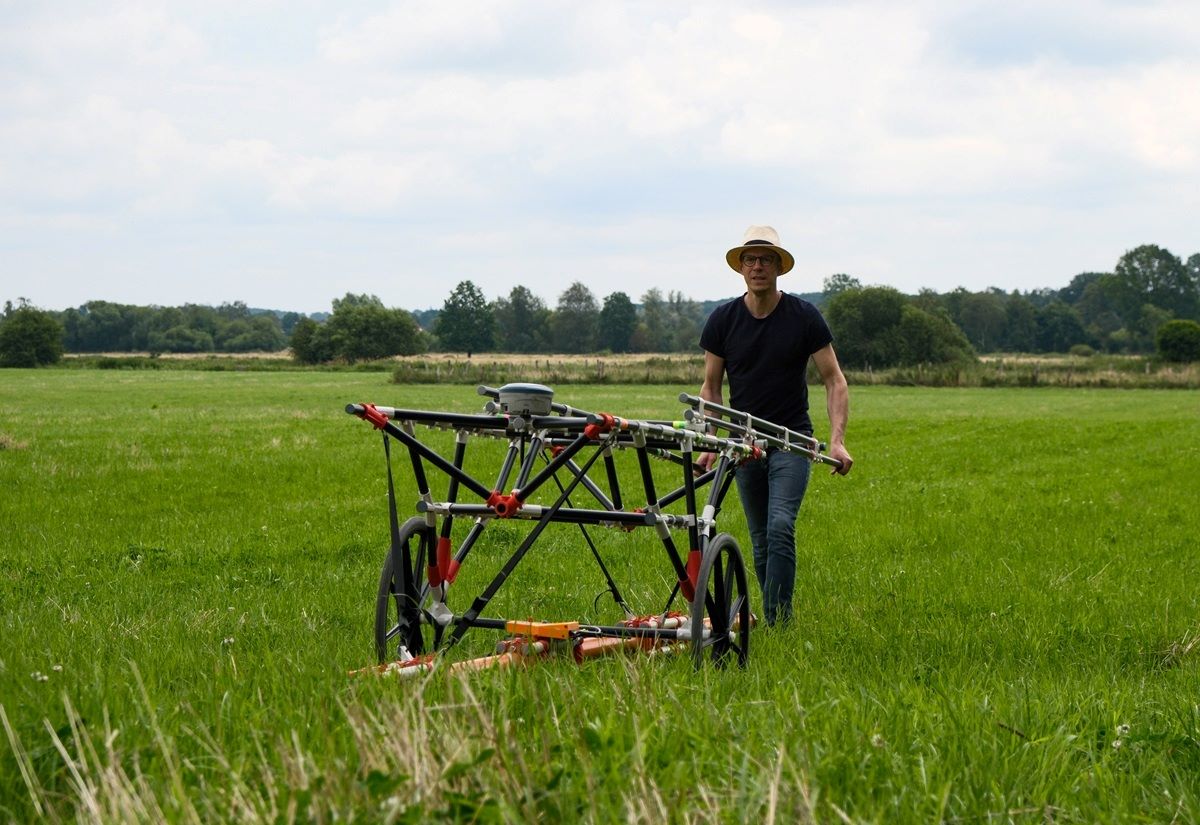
[2,1,1198,315]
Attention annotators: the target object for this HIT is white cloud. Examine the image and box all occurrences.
[2,1,1199,311]
[318,0,507,66]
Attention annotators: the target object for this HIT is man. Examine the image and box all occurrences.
[697,225,853,625]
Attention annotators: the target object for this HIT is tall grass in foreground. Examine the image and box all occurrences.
[1,373,1198,822]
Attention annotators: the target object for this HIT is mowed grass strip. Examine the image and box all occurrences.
[1,371,1198,822]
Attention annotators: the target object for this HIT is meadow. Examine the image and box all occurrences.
[1,371,1198,823]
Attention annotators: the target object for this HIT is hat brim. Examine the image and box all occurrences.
[726,244,795,275]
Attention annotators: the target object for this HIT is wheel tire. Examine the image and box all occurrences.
[689,532,751,668]
[375,516,440,663]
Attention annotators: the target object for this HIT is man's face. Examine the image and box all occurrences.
[740,250,780,293]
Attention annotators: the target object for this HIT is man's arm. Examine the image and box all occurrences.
[696,351,725,472]
[811,344,853,475]
[699,350,725,407]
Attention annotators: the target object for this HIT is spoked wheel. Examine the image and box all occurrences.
[375,516,443,663]
[689,532,751,669]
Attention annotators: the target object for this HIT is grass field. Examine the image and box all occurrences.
[1,371,1198,823]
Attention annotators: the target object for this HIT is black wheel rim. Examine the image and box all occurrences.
[375,517,441,663]
[690,533,750,669]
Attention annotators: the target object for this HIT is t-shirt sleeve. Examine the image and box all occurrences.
[806,306,834,355]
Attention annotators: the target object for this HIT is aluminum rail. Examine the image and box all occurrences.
[677,392,844,470]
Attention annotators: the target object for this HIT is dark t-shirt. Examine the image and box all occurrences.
[698,293,833,433]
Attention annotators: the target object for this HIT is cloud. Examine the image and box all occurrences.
[318,0,508,67]
[1,1,1199,311]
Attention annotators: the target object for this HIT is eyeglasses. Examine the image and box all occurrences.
[740,253,778,268]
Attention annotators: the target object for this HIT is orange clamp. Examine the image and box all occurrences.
[505,620,580,640]
[361,403,390,430]
[584,413,616,440]
[487,490,521,518]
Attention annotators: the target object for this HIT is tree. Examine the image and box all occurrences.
[292,294,425,364]
[1111,245,1198,323]
[956,292,1007,353]
[911,288,943,314]
[1156,319,1200,362]
[0,299,65,367]
[895,305,975,365]
[290,317,333,364]
[1002,293,1039,352]
[1059,272,1106,305]
[333,293,384,312]
[1035,302,1086,352]
[823,273,862,296]
[280,311,304,336]
[217,301,251,321]
[216,315,285,352]
[1133,304,1174,352]
[631,288,670,352]
[148,325,213,353]
[435,281,494,353]
[597,291,637,353]
[666,290,703,351]
[551,282,599,353]
[62,300,134,351]
[825,287,973,369]
[824,286,906,368]
[493,286,550,352]
[326,303,425,362]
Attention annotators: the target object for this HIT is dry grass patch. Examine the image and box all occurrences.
[0,432,29,450]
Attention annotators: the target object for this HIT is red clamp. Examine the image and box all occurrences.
[547,444,565,457]
[620,507,645,532]
[426,562,442,589]
[680,548,701,601]
[436,536,452,584]
[584,413,616,440]
[738,445,764,465]
[486,490,522,518]
[361,403,390,430]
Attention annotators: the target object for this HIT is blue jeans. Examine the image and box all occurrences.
[734,449,812,625]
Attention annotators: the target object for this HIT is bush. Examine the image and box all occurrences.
[289,317,334,365]
[291,297,426,364]
[1069,344,1095,357]
[1156,319,1200,362]
[0,301,65,367]
[825,287,974,369]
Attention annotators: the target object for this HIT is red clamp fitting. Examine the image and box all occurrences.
[620,507,645,532]
[361,403,390,430]
[679,548,701,601]
[486,490,521,518]
[686,547,701,585]
[584,412,615,440]
[426,562,443,589]
[547,444,565,457]
[436,536,452,584]
[738,445,764,465]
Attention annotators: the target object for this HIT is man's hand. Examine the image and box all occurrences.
[694,450,717,476]
[828,443,853,475]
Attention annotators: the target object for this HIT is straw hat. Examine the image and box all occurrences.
[725,225,795,275]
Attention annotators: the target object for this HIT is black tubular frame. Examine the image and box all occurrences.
[348,386,833,659]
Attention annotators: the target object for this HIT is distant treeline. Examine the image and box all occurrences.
[9,242,1200,368]
[55,301,321,354]
[302,242,1200,367]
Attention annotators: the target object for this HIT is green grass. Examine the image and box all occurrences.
[1,372,1198,822]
